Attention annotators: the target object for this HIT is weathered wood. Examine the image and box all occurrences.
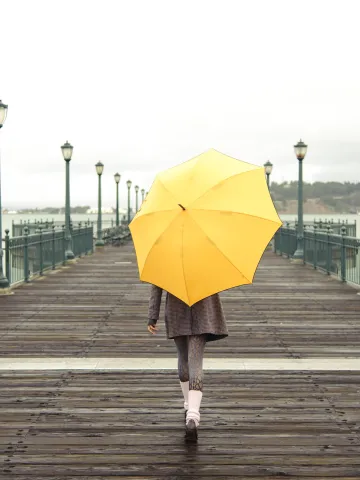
[1,371,360,477]
[0,245,359,357]
[1,245,360,477]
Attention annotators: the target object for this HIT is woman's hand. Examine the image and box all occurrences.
[147,324,159,335]
[147,319,159,335]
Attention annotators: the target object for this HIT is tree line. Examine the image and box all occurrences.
[270,182,360,212]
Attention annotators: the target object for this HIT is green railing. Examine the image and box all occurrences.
[274,225,360,286]
[12,218,126,237]
[12,219,96,236]
[4,225,94,286]
[285,219,357,237]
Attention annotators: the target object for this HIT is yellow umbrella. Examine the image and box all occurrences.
[129,149,282,306]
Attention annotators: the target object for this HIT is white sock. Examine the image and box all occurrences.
[180,381,189,410]
[186,390,203,427]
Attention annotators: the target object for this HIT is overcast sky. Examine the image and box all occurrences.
[1,0,360,209]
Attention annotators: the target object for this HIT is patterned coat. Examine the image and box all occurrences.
[148,285,228,342]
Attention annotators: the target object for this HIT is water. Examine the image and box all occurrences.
[1,213,119,237]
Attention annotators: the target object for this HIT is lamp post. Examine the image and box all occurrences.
[114,173,121,226]
[292,139,308,262]
[264,160,274,250]
[264,160,273,189]
[95,162,104,246]
[0,100,9,290]
[141,188,145,203]
[126,180,132,223]
[61,141,75,260]
[135,185,139,212]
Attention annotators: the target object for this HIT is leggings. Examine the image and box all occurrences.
[174,335,206,391]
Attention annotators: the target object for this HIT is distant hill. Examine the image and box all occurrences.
[270,181,360,214]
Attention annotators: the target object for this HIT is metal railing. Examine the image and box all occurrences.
[285,219,357,237]
[274,225,360,286]
[3,225,94,286]
[12,218,127,238]
[12,219,96,236]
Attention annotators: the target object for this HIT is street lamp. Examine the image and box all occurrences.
[264,160,273,188]
[126,180,132,223]
[114,173,121,227]
[61,141,75,260]
[0,100,9,290]
[141,188,145,203]
[135,185,139,212]
[292,139,308,262]
[95,162,104,246]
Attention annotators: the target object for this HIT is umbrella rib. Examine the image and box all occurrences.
[181,220,190,305]
[187,213,252,285]
[131,208,179,220]
[156,155,202,203]
[138,211,183,277]
[156,176,182,205]
[187,167,262,210]
[190,208,282,225]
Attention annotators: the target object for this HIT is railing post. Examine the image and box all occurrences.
[24,227,29,283]
[326,226,332,275]
[62,225,66,265]
[78,222,82,257]
[5,229,10,285]
[313,225,317,270]
[84,224,88,256]
[88,226,92,254]
[340,226,347,282]
[278,226,282,256]
[286,222,291,258]
[39,227,43,276]
[303,225,307,264]
[52,225,56,270]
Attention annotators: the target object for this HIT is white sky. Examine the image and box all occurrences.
[1,0,360,208]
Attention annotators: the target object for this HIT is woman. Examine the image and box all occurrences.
[147,285,228,442]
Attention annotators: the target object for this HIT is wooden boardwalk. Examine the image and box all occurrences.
[1,370,360,478]
[0,244,359,358]
[1,244,360,478]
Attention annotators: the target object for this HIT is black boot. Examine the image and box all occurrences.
[185,419,198,442]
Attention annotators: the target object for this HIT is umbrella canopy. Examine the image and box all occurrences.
[130,149,282,306]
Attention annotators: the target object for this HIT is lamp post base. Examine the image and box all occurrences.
[95,239,105,247]
[65,250,75,260]
[0,275,9,289]
[291,248,304,264]
[0,275,11,294]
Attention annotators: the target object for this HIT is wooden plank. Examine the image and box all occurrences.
[0,245,359,357]
[1,371,360,477]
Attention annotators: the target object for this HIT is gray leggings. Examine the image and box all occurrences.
[174,334,206,391]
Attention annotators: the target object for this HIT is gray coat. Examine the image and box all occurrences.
[148,285,228,342]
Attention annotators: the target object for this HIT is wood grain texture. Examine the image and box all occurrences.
[1,371,360,478]
[1,244,360,477]
[0,371,360,480]
[0,244,360,358]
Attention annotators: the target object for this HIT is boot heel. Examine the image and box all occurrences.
[185,419,198,442]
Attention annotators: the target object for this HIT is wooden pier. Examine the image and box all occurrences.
[1,244,360,478]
